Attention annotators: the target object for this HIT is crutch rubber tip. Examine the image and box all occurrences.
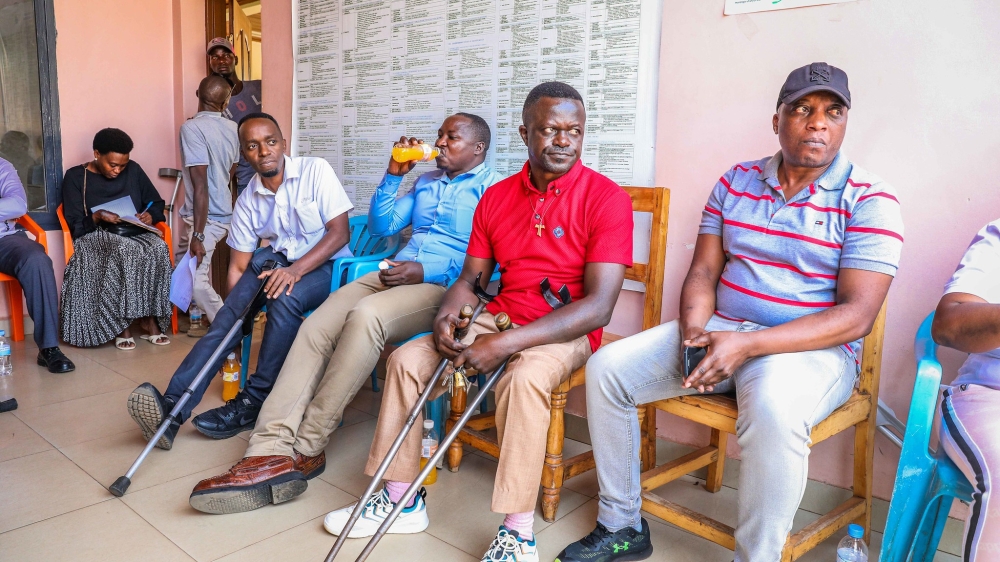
[109,476,131,497]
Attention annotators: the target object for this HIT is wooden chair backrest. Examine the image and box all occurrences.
[621,186,670,332]
[859,301,888,396]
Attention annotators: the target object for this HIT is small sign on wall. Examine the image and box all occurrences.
[725,0,858,15]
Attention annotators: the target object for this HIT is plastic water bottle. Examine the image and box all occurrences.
[189,302,202,329]
[0,330,15,412]
[836,524,868,561]
[221,353,241,402]
[420,419,439,485]
[392,143,439,163]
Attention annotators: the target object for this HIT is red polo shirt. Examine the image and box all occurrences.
[467,160,633,351]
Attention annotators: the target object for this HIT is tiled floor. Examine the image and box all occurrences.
[0,330,963,561]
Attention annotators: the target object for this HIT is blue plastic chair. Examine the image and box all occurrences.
[880,312,975,562]
[238,216,401,389]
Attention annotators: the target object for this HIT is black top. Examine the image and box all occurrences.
[62,161,165,239]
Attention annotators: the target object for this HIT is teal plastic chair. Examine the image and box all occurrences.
[880,312,975,562]
[239,216,401,389]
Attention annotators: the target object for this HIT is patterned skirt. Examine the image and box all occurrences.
[60,230,172,347]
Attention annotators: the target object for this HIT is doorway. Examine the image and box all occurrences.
[204,0,264,301]
[205,0,262,82]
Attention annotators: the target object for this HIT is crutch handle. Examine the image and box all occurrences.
[454,304,475,341]
[494,312,511,332]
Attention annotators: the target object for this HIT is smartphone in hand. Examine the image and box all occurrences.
[683,345,708,379]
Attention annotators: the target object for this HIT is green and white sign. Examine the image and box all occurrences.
[725,0,858,15]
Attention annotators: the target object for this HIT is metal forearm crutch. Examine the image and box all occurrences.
[109,259,280,497]
[324,273,499,562]
[350,312,514,562]
[337,278,571,561]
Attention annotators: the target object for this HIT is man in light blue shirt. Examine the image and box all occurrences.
[187,113,498,513]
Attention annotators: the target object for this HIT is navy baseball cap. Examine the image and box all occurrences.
[777,62,851,110]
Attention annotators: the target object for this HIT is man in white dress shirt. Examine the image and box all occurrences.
[126,113,354,449]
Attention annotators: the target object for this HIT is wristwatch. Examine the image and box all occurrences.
[192,232,206,242]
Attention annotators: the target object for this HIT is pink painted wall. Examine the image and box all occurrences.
[260,0,294,137]
[258,0,1000,502]
[54,0,193,196]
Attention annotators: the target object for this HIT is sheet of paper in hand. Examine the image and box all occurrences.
[90,196,161,235]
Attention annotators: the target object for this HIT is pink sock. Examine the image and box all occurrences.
[384,481,415,507]
[503,511,534,540]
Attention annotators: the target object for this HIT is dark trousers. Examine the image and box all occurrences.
[164,247,333,423]
[0,232,59,348]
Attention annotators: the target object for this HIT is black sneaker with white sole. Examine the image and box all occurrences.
[555,519,653,562]
[191,391,261,439]
[127,383,179,450]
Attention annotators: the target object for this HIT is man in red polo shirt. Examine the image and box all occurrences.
[324,82,633,562]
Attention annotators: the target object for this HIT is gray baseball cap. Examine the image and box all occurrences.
[777,62,851,110]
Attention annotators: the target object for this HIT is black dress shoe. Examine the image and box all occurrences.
[192,391,262,439]
[36,347,75,373]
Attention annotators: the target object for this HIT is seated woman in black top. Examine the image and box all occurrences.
[60,128,173,350]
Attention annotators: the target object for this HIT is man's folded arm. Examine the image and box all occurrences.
[740,267,892,358]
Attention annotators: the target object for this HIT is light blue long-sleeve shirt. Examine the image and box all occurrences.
[368,162,498,286]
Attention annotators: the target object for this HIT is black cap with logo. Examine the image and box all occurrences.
[777,62,851,110]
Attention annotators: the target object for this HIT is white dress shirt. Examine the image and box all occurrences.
[228,156,354,261]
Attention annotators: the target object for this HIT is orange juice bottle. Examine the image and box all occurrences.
[221,353,241,401]
[392,143,440,163]
[420,419,439,485]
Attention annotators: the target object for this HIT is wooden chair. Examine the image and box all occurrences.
[446,186,671,522]
[640,302,888,561]
[57,204,179,334]
[0,215,48,342]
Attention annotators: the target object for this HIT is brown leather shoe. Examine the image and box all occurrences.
[189,456,307,514]
[293,450,326,480]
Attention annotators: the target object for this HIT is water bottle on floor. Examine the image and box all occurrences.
[837,524,868,561]
[190,302,202,329]
[420,419,439,485]
[221,353,241,402]
[0,330,16,412]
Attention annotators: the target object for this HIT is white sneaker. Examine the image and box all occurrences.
[481,526,539,562]
[323,486,429,538]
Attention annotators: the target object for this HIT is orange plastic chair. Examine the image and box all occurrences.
[0,215,48,342]
[57,204,178,334]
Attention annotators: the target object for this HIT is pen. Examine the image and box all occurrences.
[139,201,153,215]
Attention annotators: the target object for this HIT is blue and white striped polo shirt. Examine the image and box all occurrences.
[699,151,904,356]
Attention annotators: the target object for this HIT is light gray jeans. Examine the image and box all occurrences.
[587,315,857,562]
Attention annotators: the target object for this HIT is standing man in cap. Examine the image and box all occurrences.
[207,37,262,195]
[556,63,904,562]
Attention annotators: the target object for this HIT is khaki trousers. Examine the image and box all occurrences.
[365,311,591,514]
[176,216,229,322]
[246,272,446,458]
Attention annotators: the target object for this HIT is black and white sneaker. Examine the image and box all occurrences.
[555,519,653,562]
[127,383,178,450]
[191,391,261,439]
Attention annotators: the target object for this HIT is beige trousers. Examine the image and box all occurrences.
[365,311,591,514]
[245,272,447,458]
[176,216,229,322]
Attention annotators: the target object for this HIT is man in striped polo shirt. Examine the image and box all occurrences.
[557,63,904,562]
